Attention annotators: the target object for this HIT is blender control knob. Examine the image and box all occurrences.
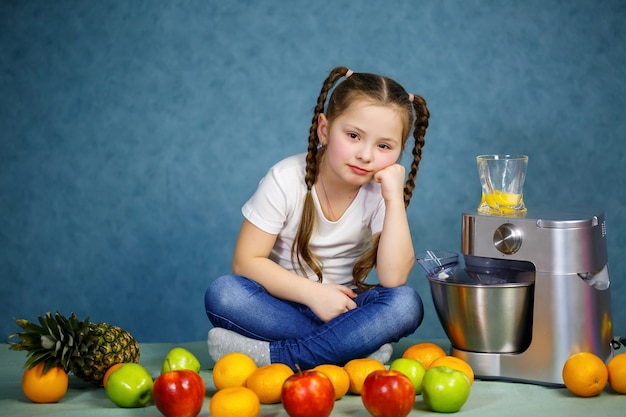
[493,223,522,254]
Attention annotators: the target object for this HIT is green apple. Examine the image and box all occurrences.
[389,357,427,394]
[161,347,201,374]
[421,366,470,413]
[105,363,153,408]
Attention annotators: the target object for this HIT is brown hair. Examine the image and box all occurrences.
[291,66,430,288]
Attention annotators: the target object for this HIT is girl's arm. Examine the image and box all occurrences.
[232,219,357,321]
[374,164,415,287]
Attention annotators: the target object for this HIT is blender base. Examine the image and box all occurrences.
[451,346,566,387]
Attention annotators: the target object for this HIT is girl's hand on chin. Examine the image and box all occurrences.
[374,163,405,202]
[308,284,357,322]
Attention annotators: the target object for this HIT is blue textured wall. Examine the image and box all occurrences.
[1,1,624,343]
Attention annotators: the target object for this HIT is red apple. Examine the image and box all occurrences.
[361,369,416,417]
[153,369,206,417]
[281,370,335,417]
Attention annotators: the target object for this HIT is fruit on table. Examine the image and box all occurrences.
[607,352,626,394]
[421,366,471,413]
[246,363,294,404]
[213,351,258,390]
[361,369,416,417]
[161,347,201,374]
[105,363,153,407]
[8,311,140,386]
[313,364,351,400]
[21,362,69,403]
[153,369,206,417]
[281,369,335,417]
[389,357,426,394]
[103,363,124,388]
[210,386,260,417]
[430,355,475,385]
[562,352,608,397]
[401,342,446,369]
[343,358,386,395]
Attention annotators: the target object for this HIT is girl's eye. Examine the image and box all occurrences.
[378,143,391,150]
[348,132,359,140]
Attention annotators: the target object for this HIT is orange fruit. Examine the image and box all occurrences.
[562,352,608,397]
[402,342,447,369]
[607,352,626,394]
[212,352,258,390]
[343,358,386,395]
[245,363,294,404]
[430,355,475,385]
[21,362,69,403]
[103,363,124,388]
[313,364,351,400]
[210,386,261,417]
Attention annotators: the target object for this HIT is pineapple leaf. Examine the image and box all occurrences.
[24,349,54,369]
[40,335,56,350]
[42,361,56,374]
[37,315,48,328]
[15,319,39,331]
[6,332,38,349]
[61,345,71,364]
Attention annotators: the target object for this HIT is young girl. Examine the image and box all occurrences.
[205,66,430,370]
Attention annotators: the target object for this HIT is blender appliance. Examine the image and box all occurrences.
[417,154,614,386]
[459,208,612,385]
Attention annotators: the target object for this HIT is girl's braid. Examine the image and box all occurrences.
[304,66,350,190]
[294,66,351,282]
[403,94,430,208]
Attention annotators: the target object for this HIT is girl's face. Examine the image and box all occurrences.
[318,100,405,188]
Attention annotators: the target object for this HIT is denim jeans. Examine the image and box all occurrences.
[204,275,424,370]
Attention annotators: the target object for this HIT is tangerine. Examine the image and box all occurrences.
[313,364,351,400]
[21,362,69,403]
[430,355,475,385]
[562,352,608,397]
[246,363,294,404]
[210,386,261,417]
[607,352,626,394]
[343,358,386,395]
[402,342,447,369]
[212,352,258,390]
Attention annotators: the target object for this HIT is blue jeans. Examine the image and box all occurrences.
[204,275,424,369]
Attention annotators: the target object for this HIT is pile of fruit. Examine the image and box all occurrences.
[562,351,626,397]
[208,341,475,417]
[23,344,207,416]
[10,311,207,416]
[9,311,141,403]
[8,313,626,417]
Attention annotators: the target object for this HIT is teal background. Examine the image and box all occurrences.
[1,1,624,344]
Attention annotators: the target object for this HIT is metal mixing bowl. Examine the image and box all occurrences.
[428,275,535,353]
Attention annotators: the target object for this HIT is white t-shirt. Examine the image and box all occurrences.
[242,153,386,286]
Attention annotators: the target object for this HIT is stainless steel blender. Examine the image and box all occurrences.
[417,155,614,386]
[453,208,614,385]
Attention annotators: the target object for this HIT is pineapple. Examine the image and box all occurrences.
[7,311,140,386]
